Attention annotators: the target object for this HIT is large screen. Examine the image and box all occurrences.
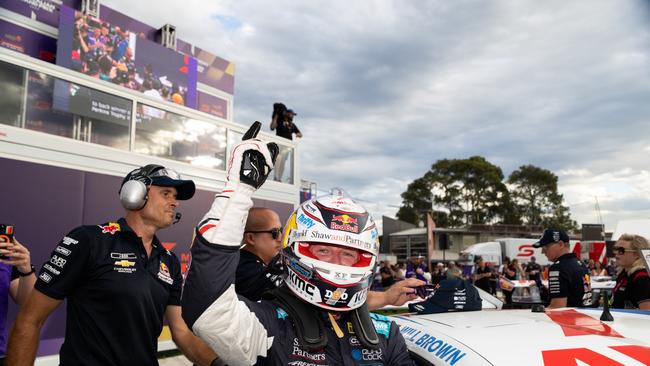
[56,6,197,108]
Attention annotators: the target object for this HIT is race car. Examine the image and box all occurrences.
[388,290,650,366]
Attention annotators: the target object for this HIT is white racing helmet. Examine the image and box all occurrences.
[281,195,379,311]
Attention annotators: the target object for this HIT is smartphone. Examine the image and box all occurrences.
[0,224,14,260]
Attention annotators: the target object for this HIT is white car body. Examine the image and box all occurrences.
[389,302,650,365]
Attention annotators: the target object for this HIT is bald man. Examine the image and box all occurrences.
[236,208,425,308]
[235,208,284,301]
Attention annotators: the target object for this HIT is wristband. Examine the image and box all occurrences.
[17,265,36,277]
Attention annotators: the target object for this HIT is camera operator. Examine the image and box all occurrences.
[270,103,302,140]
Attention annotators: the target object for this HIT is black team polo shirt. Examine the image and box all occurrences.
[548,252,592,307]
[34,217,182,365]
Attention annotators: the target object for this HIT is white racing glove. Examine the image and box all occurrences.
[198,122,278,246]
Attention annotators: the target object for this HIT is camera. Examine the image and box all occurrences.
[0,224,14,260]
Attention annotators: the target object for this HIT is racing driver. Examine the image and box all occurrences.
[182,123,413,365]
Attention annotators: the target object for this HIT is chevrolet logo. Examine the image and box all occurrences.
[114,260,136,267]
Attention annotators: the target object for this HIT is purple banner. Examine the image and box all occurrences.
[56,6,197,108]
[1,0,79,28]
[0,18,57,62]
[197,91,228,119]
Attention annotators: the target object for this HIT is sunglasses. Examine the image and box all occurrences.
[613,246,636,255]
[246,228,283,240]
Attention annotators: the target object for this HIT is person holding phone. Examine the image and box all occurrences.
[0,226,36,365]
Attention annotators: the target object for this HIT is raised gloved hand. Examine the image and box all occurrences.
[198,121,279,246]
[227,121,279,190]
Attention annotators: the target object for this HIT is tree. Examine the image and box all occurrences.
[396,177,432,226]
[507,165,577,231]
[397,156,520,227]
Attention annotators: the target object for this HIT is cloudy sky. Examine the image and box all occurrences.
[104,0,650,232]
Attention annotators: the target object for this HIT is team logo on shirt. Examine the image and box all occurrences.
[100,222,121,234]
[114,260,136,267]
[157,261,173,285]
[113,253,138,274]
[39,272,52,283]
[61,236,78,246]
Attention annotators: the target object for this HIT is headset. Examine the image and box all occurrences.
[119,164,164,210]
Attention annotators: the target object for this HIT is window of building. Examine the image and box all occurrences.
[0,60,25,127]
[135,103,227,169]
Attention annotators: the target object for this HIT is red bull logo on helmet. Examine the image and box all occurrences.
[331,214,359,233]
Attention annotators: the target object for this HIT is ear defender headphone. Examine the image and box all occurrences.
[119,164,164,210]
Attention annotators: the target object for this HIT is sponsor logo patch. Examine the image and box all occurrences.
[290,338,327,364]
[287,269,320,303]
[298,213,316,229]
[330,214,359,233]
[61,236,78,246]
[39,272,52,283]
[50,255,67,268]
[55,246,71,256]
[43,263,60,275]
[100,223,121,234]
[110,252,137,260]
[114,260,136,267]
[157,261,173,285]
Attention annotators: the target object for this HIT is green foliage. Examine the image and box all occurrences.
[397,158,575,230]
[508,165,578,231]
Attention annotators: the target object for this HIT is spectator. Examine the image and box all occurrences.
[7,164,218,365]
[380,261,396,288]
[606,258,617,277]
[407,256,428,282]
[611,234,650,310]
[534,228,592,308]
[591,260,608,277]
[501,257,516,305]
[431,262,445,284]
[472,257,492,293]
[444,261,458,281]
[394,262,406,281]
[0,236,36,364]
[526,256,543,289]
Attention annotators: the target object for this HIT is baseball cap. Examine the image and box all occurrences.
[121,166,195,200]
[408,278,482,314]
[286,109,297,115]
[532,228,570,248]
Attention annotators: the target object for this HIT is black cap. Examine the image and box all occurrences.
[286,109,297,115]
[533,228,570,248]
[121,165,195,200]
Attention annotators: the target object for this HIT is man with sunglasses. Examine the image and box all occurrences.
[8,164,218,366]
[611,234,650,310]
[236,208,284,301]
[533,228,592,309]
